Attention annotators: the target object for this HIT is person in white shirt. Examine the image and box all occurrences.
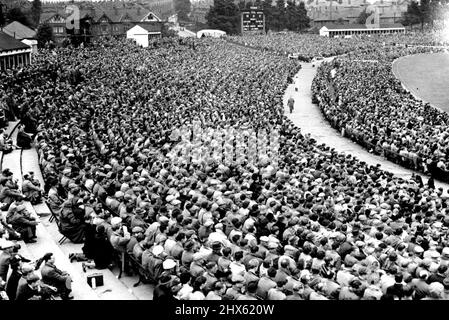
[177,272,193,300]
[229,251,246,282]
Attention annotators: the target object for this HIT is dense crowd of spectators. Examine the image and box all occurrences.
[229,33,369,61]
[229,31,449,62]
[312,44,449,181]
[1,34,449,300]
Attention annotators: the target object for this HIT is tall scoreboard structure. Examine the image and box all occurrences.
[241,7,265,35]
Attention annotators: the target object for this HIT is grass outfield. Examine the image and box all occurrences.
[392,52,449,113]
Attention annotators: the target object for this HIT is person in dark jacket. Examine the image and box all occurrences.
[153,275,176,302]
[59,195,86,243]
[70,224,115,271]
[40,253,73,300]
[6,254,25,300]
[21,172,43,205]
[15,273,53,301]
[7,205,38,243]
[16,124,32,149]
[0,179,23,211]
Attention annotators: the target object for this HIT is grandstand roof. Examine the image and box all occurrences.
[323,23,404,29]
[2,21,37,40]
[0,31,30,52]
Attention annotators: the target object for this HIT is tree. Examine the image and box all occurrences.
[285,0,297,31]
[336,17,345,24]
[6,7,32,27]
[0,3,5,27]
[356,8,370,24]
[30,0,42,28]
[262,0,274,31]
[206,0,240,34]
[161,23,177,37]
[420,0,430,28]
[401,1,424,29]
[174,0,191,21]
[36,22,53,47]
[275,0,286,30]
[297,1,310,31]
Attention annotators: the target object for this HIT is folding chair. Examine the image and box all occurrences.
[45,200,68,245]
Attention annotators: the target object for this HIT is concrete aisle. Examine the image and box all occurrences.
[283,58,449,191]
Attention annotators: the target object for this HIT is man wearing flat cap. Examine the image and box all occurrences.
[126,226,145,255]
[7,204,38,243]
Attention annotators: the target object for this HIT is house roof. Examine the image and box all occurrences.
[322,23,404,29]
[2,21,37,40]
[136,23,162,33]
[0,31,31,52]
[127,24,149,35]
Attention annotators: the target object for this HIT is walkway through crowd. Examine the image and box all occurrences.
[283,59,449,191]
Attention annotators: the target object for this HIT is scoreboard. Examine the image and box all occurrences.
[241,7,265,34]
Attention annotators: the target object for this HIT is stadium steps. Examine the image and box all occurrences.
[0,123,144,299]
[19,144,142,299]
[0,120,20,172]
[18,142,152,299]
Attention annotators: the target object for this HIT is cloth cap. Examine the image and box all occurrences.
[414,246,424,254]
[115,191,124,198]
[132,226,144,233]
[111,217,122,226]
[163,259,177,270]
[166,195,176,202]
[268,242,278,249]
[204,220,214,227]
[152,245,164,256]
[159,216,169,224]
[442,247,449,258]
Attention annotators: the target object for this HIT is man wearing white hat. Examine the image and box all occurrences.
[191,249,209,277]
[256,236,270,260]
[146,245,165,283]
[162,259,177,274]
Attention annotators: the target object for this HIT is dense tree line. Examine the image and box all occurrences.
[402,0,449,29]
[206,0,310,35]
[0,0,41,28]
[174,0,191,21]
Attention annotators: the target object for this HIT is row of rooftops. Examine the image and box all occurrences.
[0,31,32,52]
[40,0,175,24]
